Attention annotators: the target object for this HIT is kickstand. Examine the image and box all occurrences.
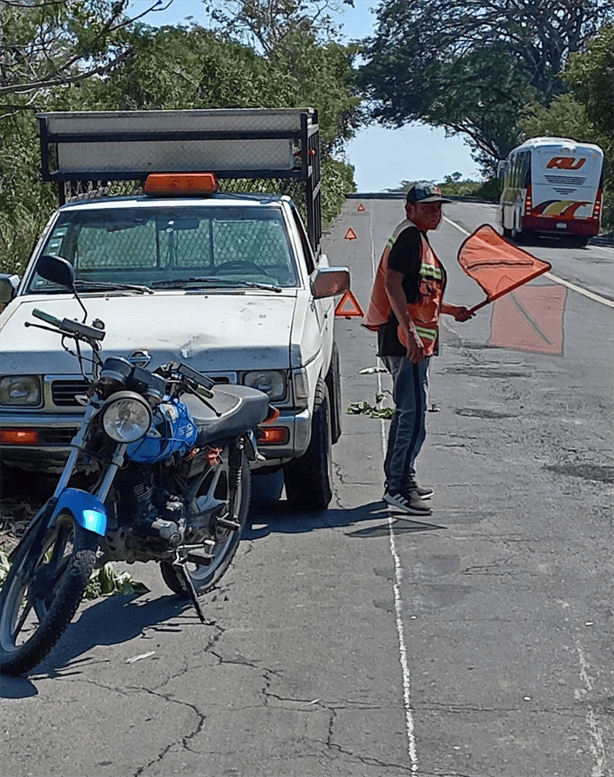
[174,562,206,624]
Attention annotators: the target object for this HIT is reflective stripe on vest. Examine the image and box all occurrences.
[403,236,444,356]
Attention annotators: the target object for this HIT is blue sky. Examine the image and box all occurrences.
[127,0,482,191]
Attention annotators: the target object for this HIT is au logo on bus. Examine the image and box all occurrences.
[547,156,586,170]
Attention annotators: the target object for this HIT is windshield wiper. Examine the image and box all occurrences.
[151,276,282,292]
[150,276,222,288]
[74,280,153,294]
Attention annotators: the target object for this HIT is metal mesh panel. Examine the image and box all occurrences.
[64,178,309,227]
[39,202,300,288]
[220,178,307,224]
[64,180,143,201]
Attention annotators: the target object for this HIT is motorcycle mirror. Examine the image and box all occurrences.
[36,254,76,289]
[36,254,88,324]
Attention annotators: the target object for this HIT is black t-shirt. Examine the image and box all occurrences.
[377,226,423,357]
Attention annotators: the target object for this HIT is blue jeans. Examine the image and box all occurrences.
[382,355,430,494]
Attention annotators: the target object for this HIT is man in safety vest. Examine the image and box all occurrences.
[364,183,474,515]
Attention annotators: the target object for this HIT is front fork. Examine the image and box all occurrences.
[48,402,127,536]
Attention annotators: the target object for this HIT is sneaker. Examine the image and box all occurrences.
[383,481,434,500]
[384,489,433,516]
[409,483,434,500]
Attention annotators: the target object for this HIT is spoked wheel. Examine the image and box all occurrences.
[0,512,98,676]
[160,445,251,597]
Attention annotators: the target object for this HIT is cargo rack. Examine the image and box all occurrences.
[38,108,322,256]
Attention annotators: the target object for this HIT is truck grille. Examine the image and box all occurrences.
[50,376,230,407]
[44,428,79,444]
[51,380,90,407]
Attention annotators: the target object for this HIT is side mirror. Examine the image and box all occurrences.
[311,267,350,299]
[36,254,76,289]
[0,274,20,308]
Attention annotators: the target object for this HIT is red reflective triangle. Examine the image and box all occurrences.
[357,204,365,211]
[335,289,364,318]
[344,228,357,241]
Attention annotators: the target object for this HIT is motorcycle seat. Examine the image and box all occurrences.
[179,385,269,445]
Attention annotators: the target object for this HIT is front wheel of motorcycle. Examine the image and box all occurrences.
[0,512,98,676]
[160,448,251,597]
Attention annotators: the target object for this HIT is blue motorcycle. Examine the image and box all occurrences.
[0,255,271,676]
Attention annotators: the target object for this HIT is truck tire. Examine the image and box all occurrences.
[326,341,342,445]
[284,379,333,511]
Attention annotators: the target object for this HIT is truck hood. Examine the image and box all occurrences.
[1,291,297,375]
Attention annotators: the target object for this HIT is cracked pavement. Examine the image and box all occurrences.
[1,199,612,777]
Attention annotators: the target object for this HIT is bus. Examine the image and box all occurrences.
[499,137,604,246]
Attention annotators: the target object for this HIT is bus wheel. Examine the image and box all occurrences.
[512,229,525,244]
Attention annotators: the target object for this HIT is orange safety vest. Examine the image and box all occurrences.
[364,220,445,356]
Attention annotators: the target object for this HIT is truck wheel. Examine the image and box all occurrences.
[326,341,342,444]
[501,209,512,239]
[284,379,333,511]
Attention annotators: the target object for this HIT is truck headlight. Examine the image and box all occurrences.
[101,391,152,443]
[243,370,286,401]
[0,376,42,406]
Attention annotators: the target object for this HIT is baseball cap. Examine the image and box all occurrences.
[406,183,452,204]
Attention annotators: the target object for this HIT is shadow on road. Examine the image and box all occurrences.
[246,499,445,540]
[2,591,197,691]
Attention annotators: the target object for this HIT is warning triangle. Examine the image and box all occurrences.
[357,204,365,211]
[344,228,357,241]
[335,289,364,318]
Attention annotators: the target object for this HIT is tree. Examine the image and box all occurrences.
[356,0,613,169]
[203,0,355,56]
[0,0,169,108]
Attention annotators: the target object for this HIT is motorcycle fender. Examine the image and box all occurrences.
[51,488,107,536]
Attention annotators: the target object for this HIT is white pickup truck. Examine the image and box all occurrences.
[0,109,350,510]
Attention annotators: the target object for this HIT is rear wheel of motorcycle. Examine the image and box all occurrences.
[160,451,251,597]
[283,378,333,511]
[0,512,98,676]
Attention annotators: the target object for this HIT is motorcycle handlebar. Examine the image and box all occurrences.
[32,308,62,328]
[32,308,106,342]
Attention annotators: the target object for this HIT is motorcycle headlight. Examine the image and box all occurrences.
[101,391,152,443]
[0,376,42,406]
[243,370,286,401]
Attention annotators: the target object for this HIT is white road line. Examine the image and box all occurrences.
[367,205,419,773]
[444,216,614,309]
[542,272,614,308]
[576,640,608,777]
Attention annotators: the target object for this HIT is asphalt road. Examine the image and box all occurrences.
[1,198,612,777]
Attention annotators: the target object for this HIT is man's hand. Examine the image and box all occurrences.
[403,325,425,363]
[453,306,474,322]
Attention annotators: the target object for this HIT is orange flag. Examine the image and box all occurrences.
[489,285,567,356]
[458,225,551,313]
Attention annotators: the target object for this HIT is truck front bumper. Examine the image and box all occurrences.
[0,408,312,472]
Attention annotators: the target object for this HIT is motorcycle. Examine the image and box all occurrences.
[0,254,272,676]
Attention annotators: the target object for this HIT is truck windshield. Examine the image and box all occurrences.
[28,205,298,292]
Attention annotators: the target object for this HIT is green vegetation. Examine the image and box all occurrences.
[0,1,361,275]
